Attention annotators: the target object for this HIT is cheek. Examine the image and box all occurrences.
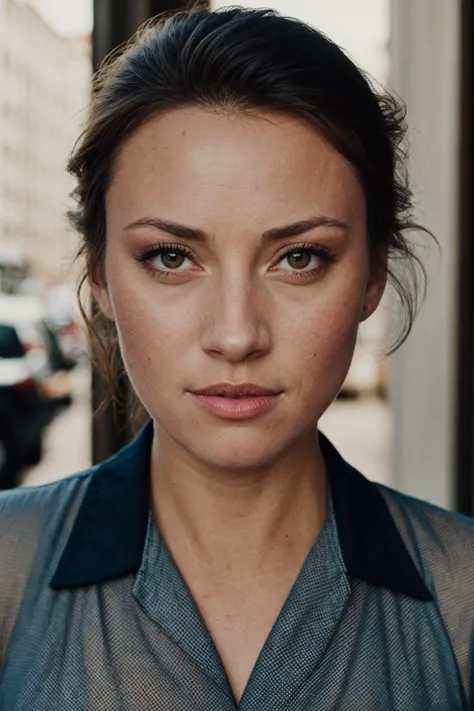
[299,307,359,379]
[109,279,194,378]
[113,304,194,415]
[285,273,365,389]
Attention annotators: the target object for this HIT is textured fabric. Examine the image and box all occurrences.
[0,421,474,710]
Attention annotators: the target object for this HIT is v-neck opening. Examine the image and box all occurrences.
[132,482,350,709]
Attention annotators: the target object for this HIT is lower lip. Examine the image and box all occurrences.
[190,393,282,420]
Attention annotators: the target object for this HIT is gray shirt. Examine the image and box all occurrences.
[1,419,474,710]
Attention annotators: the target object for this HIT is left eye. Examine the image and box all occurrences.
[151,249,193,271]
[279,249,321,271]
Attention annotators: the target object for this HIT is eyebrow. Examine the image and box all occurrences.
[123,215,348,243]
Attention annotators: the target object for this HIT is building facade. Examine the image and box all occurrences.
[0,0,90,285]
[389,0,463,510]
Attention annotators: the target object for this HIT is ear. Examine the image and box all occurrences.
[89,266,115,322]
[360,247,388,323]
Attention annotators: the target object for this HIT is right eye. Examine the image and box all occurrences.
[134,243,196,276]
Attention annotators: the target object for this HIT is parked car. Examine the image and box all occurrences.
[0,326,53,487]
[0,294,76,378]
[0,296,74,488]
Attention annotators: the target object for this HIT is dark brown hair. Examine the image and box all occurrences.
[69,6,434,418]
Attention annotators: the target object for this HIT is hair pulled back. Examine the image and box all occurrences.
[68,6,433,415]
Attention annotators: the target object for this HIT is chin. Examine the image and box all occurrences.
[181,428,296,472]
[151,399,321,471]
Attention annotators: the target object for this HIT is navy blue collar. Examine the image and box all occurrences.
[50,419,432,601]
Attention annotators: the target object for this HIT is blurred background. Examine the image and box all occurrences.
[0,0,471,514]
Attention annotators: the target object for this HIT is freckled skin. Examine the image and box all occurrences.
[93,107,387,473]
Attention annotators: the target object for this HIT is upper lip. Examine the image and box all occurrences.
[191,382,282,398]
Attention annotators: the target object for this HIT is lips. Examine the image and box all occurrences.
[189,383,283,420]
[190,382,282,398]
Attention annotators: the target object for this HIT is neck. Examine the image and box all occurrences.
[150,426,327,582]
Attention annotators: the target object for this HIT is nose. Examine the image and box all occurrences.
[200,275,272,363]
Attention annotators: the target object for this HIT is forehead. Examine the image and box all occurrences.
[107,106,364,228]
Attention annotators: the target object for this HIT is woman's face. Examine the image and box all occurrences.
[94,107,386,470]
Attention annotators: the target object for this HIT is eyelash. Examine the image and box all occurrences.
[273,242,336,279]
[134,241,336,280]
[134,243,195,279]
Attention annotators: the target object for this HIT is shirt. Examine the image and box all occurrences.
[1,418,474,711]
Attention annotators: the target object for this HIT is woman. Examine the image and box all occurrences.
[1,7,473,710]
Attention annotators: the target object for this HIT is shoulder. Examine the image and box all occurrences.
[0,470,95,663]
[0,469,93,542]
[0,471,96,584]
[0,473,93,610]
[378,483,474,590]
[0,469,94,575]
[379,485,474,695]
[378,483,474,564]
